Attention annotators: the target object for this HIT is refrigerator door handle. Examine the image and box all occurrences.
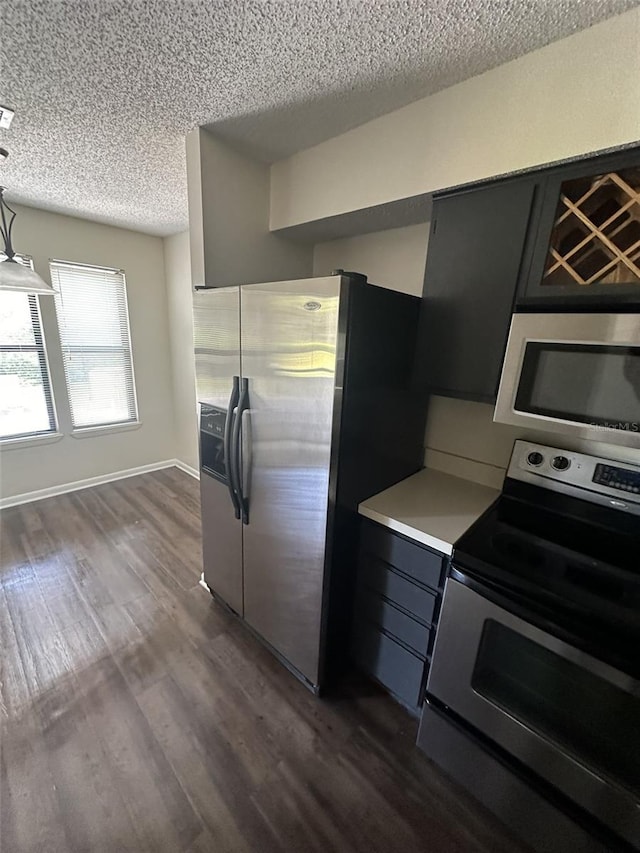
[224,376,241,520]
[241,407,252,517]
[233,377,250,525]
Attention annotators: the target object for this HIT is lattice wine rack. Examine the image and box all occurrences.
[543,168,640,287]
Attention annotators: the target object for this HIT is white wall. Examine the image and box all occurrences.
[164,231,199,472]
[187,128,312,288]
[312,223,429,297]
[271,7,640,229]
[424,395,640,488]
[0,204,175,501]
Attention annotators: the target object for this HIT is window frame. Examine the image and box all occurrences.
[50,259,139,433]
[0,256,59,444]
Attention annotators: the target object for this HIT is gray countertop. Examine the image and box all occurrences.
[358,468,500,555]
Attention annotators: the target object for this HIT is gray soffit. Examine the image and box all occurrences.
[274,194,433,244]
[0,0,637,237]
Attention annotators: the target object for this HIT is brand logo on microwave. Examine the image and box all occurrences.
[589,422,640,432]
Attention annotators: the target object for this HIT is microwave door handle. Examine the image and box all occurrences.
[232,377,250,525]
[224,376,241,520]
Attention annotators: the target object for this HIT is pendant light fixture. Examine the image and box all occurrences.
[0,186,55,294]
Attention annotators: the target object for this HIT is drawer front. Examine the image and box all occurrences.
[352,621,425,708]
[360,519,444,591]
[356,587,431,657]
[359,557,437,625]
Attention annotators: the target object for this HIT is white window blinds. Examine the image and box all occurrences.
[0,256,57,440]
[50,260,138,430]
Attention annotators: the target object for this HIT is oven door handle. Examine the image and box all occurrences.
[224,376,241,520]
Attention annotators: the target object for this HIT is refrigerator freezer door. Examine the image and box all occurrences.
[194,287,241,409]
[193,288,243,614]
[200,470,243,613]
[240,276,344,686]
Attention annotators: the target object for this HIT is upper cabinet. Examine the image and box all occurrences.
[519,150,640,307]
[417,179,536,404]
[417,146,640,405]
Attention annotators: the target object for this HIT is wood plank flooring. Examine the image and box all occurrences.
[0,468,530,852]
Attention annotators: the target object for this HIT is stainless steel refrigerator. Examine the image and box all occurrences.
[194,273,426,691]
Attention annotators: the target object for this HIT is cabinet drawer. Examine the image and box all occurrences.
[359,557,437,625]
[356,587,431,657]
[360,519,444,591]
[352,621,425,708]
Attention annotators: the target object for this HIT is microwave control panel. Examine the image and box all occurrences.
[593,464,640,495]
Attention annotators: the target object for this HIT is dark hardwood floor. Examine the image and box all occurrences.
[0,468,530,852]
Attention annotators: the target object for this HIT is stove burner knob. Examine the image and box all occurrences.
[552,455,571,471]
[527,451,544,466]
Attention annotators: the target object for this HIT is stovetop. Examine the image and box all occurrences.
[452,441,640,678]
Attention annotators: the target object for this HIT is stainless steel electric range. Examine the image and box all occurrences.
[418,440,640,853]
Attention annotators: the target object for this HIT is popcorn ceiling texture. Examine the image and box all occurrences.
[0,0,637,236]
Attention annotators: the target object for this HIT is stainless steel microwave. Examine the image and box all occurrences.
[494,313,640,448]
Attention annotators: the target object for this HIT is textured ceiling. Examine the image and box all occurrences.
[0,0,637,236]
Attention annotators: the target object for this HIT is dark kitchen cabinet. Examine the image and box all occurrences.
[519,148,640,308]
[351,518,448,713]
[417,179,537,404]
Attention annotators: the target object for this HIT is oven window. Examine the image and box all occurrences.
[515,343,640,431]
[472,620,639,795]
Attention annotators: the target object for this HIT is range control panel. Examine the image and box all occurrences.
[593,464,640,495]
[508,440,640,515]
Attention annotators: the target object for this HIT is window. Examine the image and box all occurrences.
[0,257,57,441]
[50,260,138,430]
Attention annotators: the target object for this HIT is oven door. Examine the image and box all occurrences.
[427,577,640,848]
[494,312,640,448]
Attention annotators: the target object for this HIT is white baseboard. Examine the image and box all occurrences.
[173,460,200,480]
[0,458,198,510]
